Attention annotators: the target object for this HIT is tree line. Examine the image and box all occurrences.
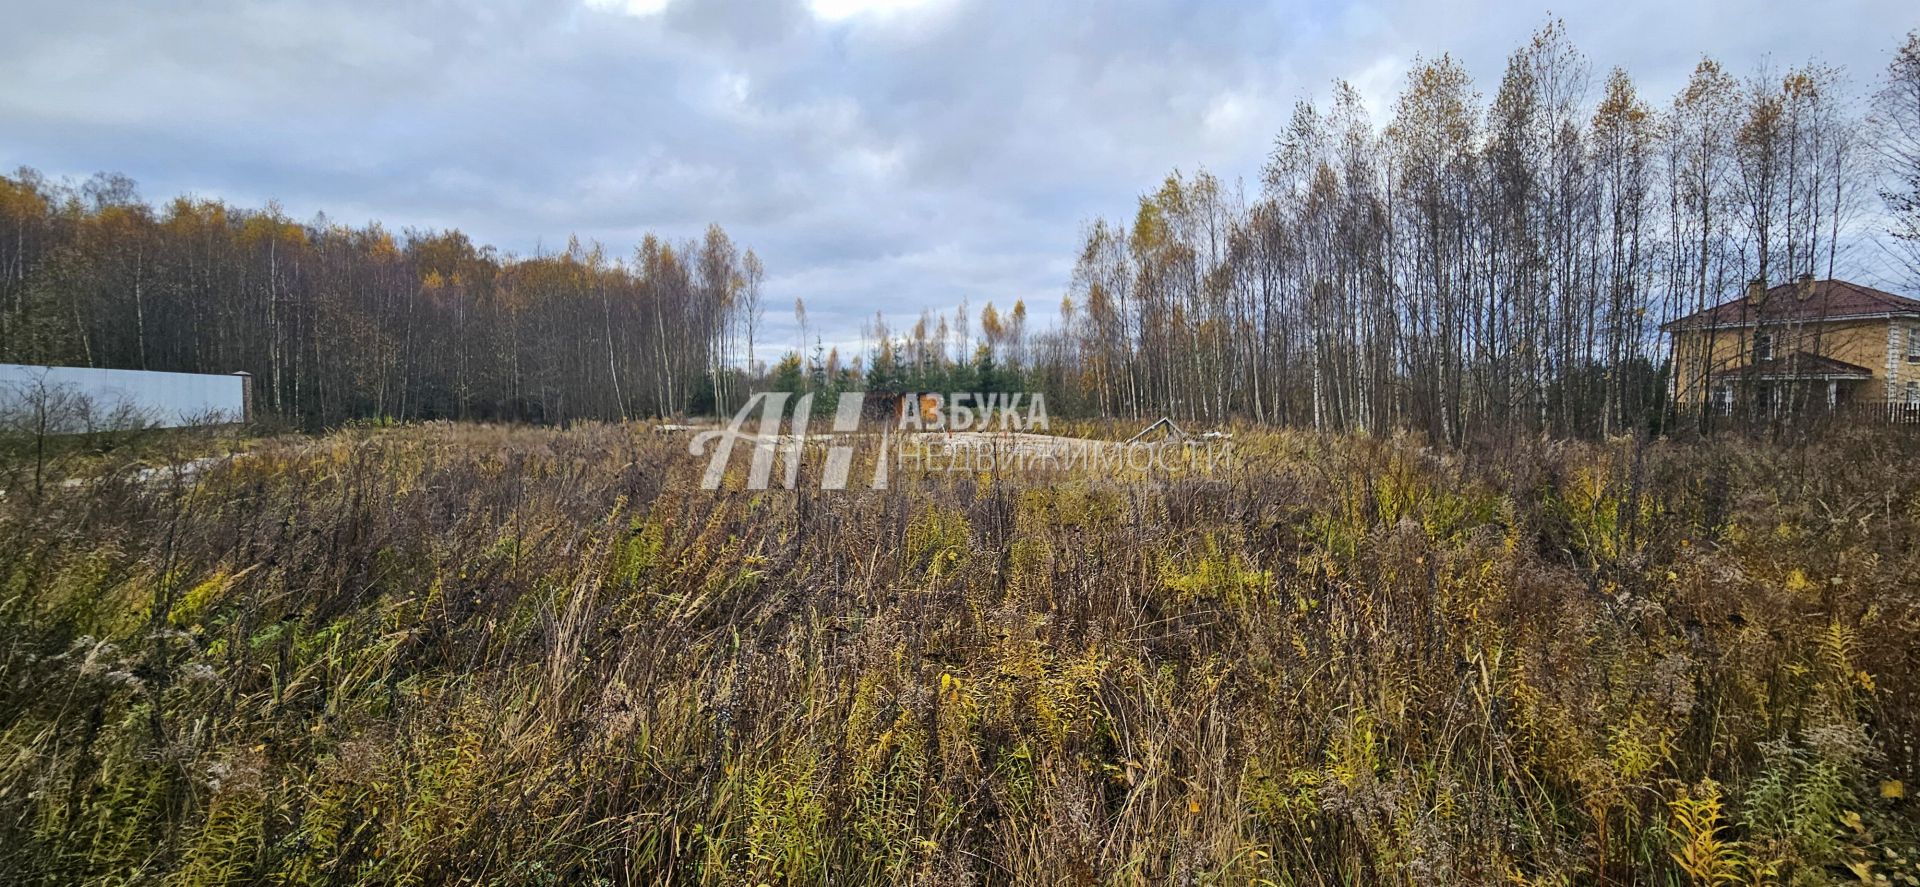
[0,170,763,428]
[7,25,1919,440]
[995,24,1920,441]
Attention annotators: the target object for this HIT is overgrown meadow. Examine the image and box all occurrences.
[1,423,1917,885]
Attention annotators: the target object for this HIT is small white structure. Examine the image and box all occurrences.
[0,364,250,432]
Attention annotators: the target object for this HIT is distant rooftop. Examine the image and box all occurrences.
[1739,350,1875,379]
[1662,278,1920,330]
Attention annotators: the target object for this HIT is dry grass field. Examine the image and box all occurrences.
[1,422,1918,884]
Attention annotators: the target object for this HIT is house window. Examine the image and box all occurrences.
[1717,382,1735,415]
[1908,327,1920,362]
[1909,381,1920,406]
[1755,332,1774,361]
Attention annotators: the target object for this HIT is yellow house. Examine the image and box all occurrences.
[1664,276,1920,417]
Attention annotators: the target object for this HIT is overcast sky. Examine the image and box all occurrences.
[3,0,1915,360]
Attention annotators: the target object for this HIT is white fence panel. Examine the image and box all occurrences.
[0,364,249,431]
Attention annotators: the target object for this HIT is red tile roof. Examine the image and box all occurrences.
[1737,350,1875,379]
[1662,279,1920,330]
